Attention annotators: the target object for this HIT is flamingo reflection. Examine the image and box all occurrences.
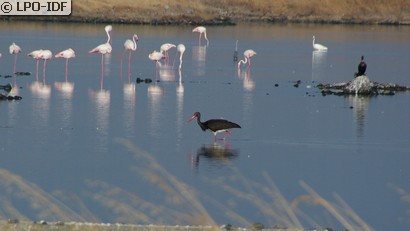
[148,83,163,138]
[54,81,74,96]
[159,64,175,82]
[88,75,111,135]
[192,45,206,77]
[190,143,238,169]
[177,68,184,94]
[238,67,255,91]
[176,69,184,141]
[29,81,51,99]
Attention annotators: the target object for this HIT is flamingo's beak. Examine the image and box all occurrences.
[185,114,197,124]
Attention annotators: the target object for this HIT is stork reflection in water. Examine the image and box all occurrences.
[190,143,239,169]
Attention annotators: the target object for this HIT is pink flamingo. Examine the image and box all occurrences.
[120,34,138,81]
[192,26,209,46]
[27,49,43,81]
[55,48,76,81]
[160,43,176,64]
[148,50,165,81]
[237,49,257,70]
[176,44,186,70]
[89,25,113,77]
[9,42,22,74]
[39,50,52,83]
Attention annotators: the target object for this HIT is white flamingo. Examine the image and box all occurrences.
[27,49,43,81]
[192,26,209,46]
[89,25,113,76]
[313,36,328,51]
[55,48,76,81]
[176,44,186,70]
[237,49,257,69]
[9,42,22,74]
[121,34,139,80]
[39,50,52,82]
[160,43,176,62]
[148,50,165,81]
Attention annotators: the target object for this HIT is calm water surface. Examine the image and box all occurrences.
[0,22,410,230]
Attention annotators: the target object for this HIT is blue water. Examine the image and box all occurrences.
[0,21,410,230]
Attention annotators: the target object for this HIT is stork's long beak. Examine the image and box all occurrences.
[185,114,196,124]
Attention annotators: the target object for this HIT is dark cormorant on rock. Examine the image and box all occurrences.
[357,55,367,77]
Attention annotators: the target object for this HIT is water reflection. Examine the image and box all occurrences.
[176,69,184,143]
[88,73,111,152]
[29,81,51,98]
[192,46,207,77]
[191,143,239,170]
[238,68,255,91]
[5,90,19,128]
[159,64,175,82]
[148,84,164,137]
[54,81,74,129]
[104,53,112,77]
[54,81,74,95]
[311,50,327,82]
[89,89,110,130]
[347,95,370,139]
[29,81,51,145]
[123,83,136,136]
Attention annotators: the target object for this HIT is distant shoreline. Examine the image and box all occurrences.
[2,0,409,26]
[2,15,410,26]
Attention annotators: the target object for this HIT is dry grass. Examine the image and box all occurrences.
[67,0,410,24]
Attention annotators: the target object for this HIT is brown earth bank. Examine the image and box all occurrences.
[2,0,410,25]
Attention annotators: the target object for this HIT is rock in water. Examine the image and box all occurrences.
[346,75,374,94]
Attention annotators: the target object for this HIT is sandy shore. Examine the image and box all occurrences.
[2,0,410,25]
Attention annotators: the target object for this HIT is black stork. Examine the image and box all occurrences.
[186,112,241,141]
[357,55,367,76]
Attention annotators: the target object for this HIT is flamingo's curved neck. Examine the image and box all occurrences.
[179,51,184,69]
[237,57,248,68]
[179,51,184,62]
[132,36,137,50]
[106,30,112,45]
[203,31,209,46]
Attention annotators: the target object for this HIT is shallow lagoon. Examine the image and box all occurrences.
[0,21,410,230]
